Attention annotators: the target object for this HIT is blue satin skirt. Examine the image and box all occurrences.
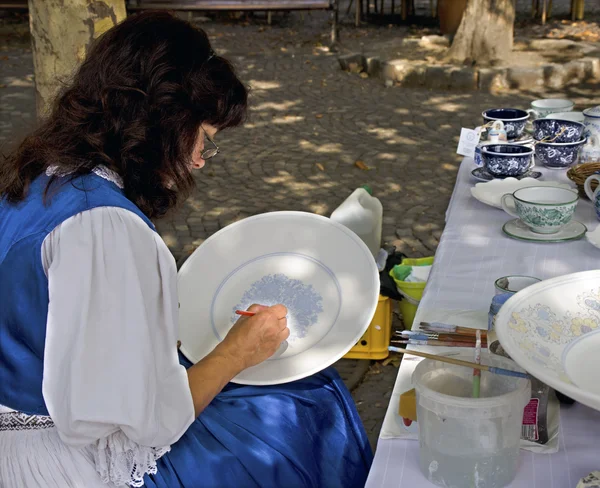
[144,356,373,488]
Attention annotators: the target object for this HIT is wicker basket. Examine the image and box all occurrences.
[567,163,600,199]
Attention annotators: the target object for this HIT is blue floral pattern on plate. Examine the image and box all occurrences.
[232,273,324,341]
[507,288,600,383]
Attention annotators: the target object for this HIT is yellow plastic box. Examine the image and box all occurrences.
[343,295,392,360]
[391,257,434,330]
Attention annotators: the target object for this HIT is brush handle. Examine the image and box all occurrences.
[235,310,256,317]
[388,346,530,379]
[488,367,530,379]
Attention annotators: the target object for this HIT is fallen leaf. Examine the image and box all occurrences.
[315,114,323,119]
[359,72,369,79]
[316,163,325,171]
[355,160,370,171]
[305,60,311,64]
[281,47,288,52]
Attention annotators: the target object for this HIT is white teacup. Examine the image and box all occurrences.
[501,186,579,234]
[545,111,584,123]
[527,99,574,120]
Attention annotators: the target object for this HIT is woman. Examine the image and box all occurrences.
[0,11,372,488]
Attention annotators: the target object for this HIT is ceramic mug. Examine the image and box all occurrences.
[482,109,529,139]
[584,174,600,221]
[501,186,579,234]
[527,99,574,120]
[494,276,542,296]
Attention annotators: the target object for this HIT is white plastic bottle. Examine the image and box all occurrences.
[330,185,383,259]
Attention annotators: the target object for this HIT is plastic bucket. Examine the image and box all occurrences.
[413,353,531,488]
[390,257,434,329]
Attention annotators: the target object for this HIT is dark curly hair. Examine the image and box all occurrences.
[0,11,248,218]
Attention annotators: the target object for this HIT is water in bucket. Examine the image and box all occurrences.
[413,353,531,488]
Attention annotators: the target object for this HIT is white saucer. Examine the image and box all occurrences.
[587,225,600,249]
[503,219,587,243]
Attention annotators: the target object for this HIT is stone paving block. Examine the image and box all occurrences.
[423,65,451,89]
[507,67,545,89]
[381,59,407,82]
[544,64,568,89]
[418,35,450,49]
[564,60,587,83]
[366,56,381,77]
[581,57,600,80]
[449,67,478,90]
[338,53,365,72]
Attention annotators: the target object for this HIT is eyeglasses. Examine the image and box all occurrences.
[201,131,220,160]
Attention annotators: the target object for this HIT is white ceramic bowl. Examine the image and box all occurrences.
[178,211,380,385]
[495,270,600,411]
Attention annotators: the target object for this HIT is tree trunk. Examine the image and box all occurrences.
[28,0,126,118]
[444,0,515,66]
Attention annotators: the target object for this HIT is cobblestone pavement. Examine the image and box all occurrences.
[1,3,600,451]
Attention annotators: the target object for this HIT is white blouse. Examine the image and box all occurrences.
[0,173,196,487]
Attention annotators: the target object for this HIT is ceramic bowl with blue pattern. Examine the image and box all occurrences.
[533,119,585,143]
[535,138,586,169]
[481,144,534,177]
[482,109,530,139]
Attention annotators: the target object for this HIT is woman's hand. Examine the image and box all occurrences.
[187,304,289,417]
[217,304,290,370]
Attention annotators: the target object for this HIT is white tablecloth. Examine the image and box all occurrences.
[366,158,600,487]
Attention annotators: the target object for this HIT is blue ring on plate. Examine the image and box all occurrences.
[210,252,342,360]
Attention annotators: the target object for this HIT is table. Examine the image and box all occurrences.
[366,158,600,487]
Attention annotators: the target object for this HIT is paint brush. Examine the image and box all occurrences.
[388,346,530,379]
[391,339,484,348]
[394,330,487,345]
[473,329,482,398]
[420,322,488,338]
[235,310,256,317]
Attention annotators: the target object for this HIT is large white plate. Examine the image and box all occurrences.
[470,177,575,209]
[495,270,600,412]
[178,211,380,385]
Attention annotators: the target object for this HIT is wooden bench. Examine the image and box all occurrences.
[126,0,339,45]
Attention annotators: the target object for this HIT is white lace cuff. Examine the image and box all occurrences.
[92,431,170,487]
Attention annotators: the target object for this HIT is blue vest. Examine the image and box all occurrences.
[0,173,153,415]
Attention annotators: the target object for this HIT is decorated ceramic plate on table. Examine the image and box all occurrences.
[495,270,600,412]
[177,211,380,385]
